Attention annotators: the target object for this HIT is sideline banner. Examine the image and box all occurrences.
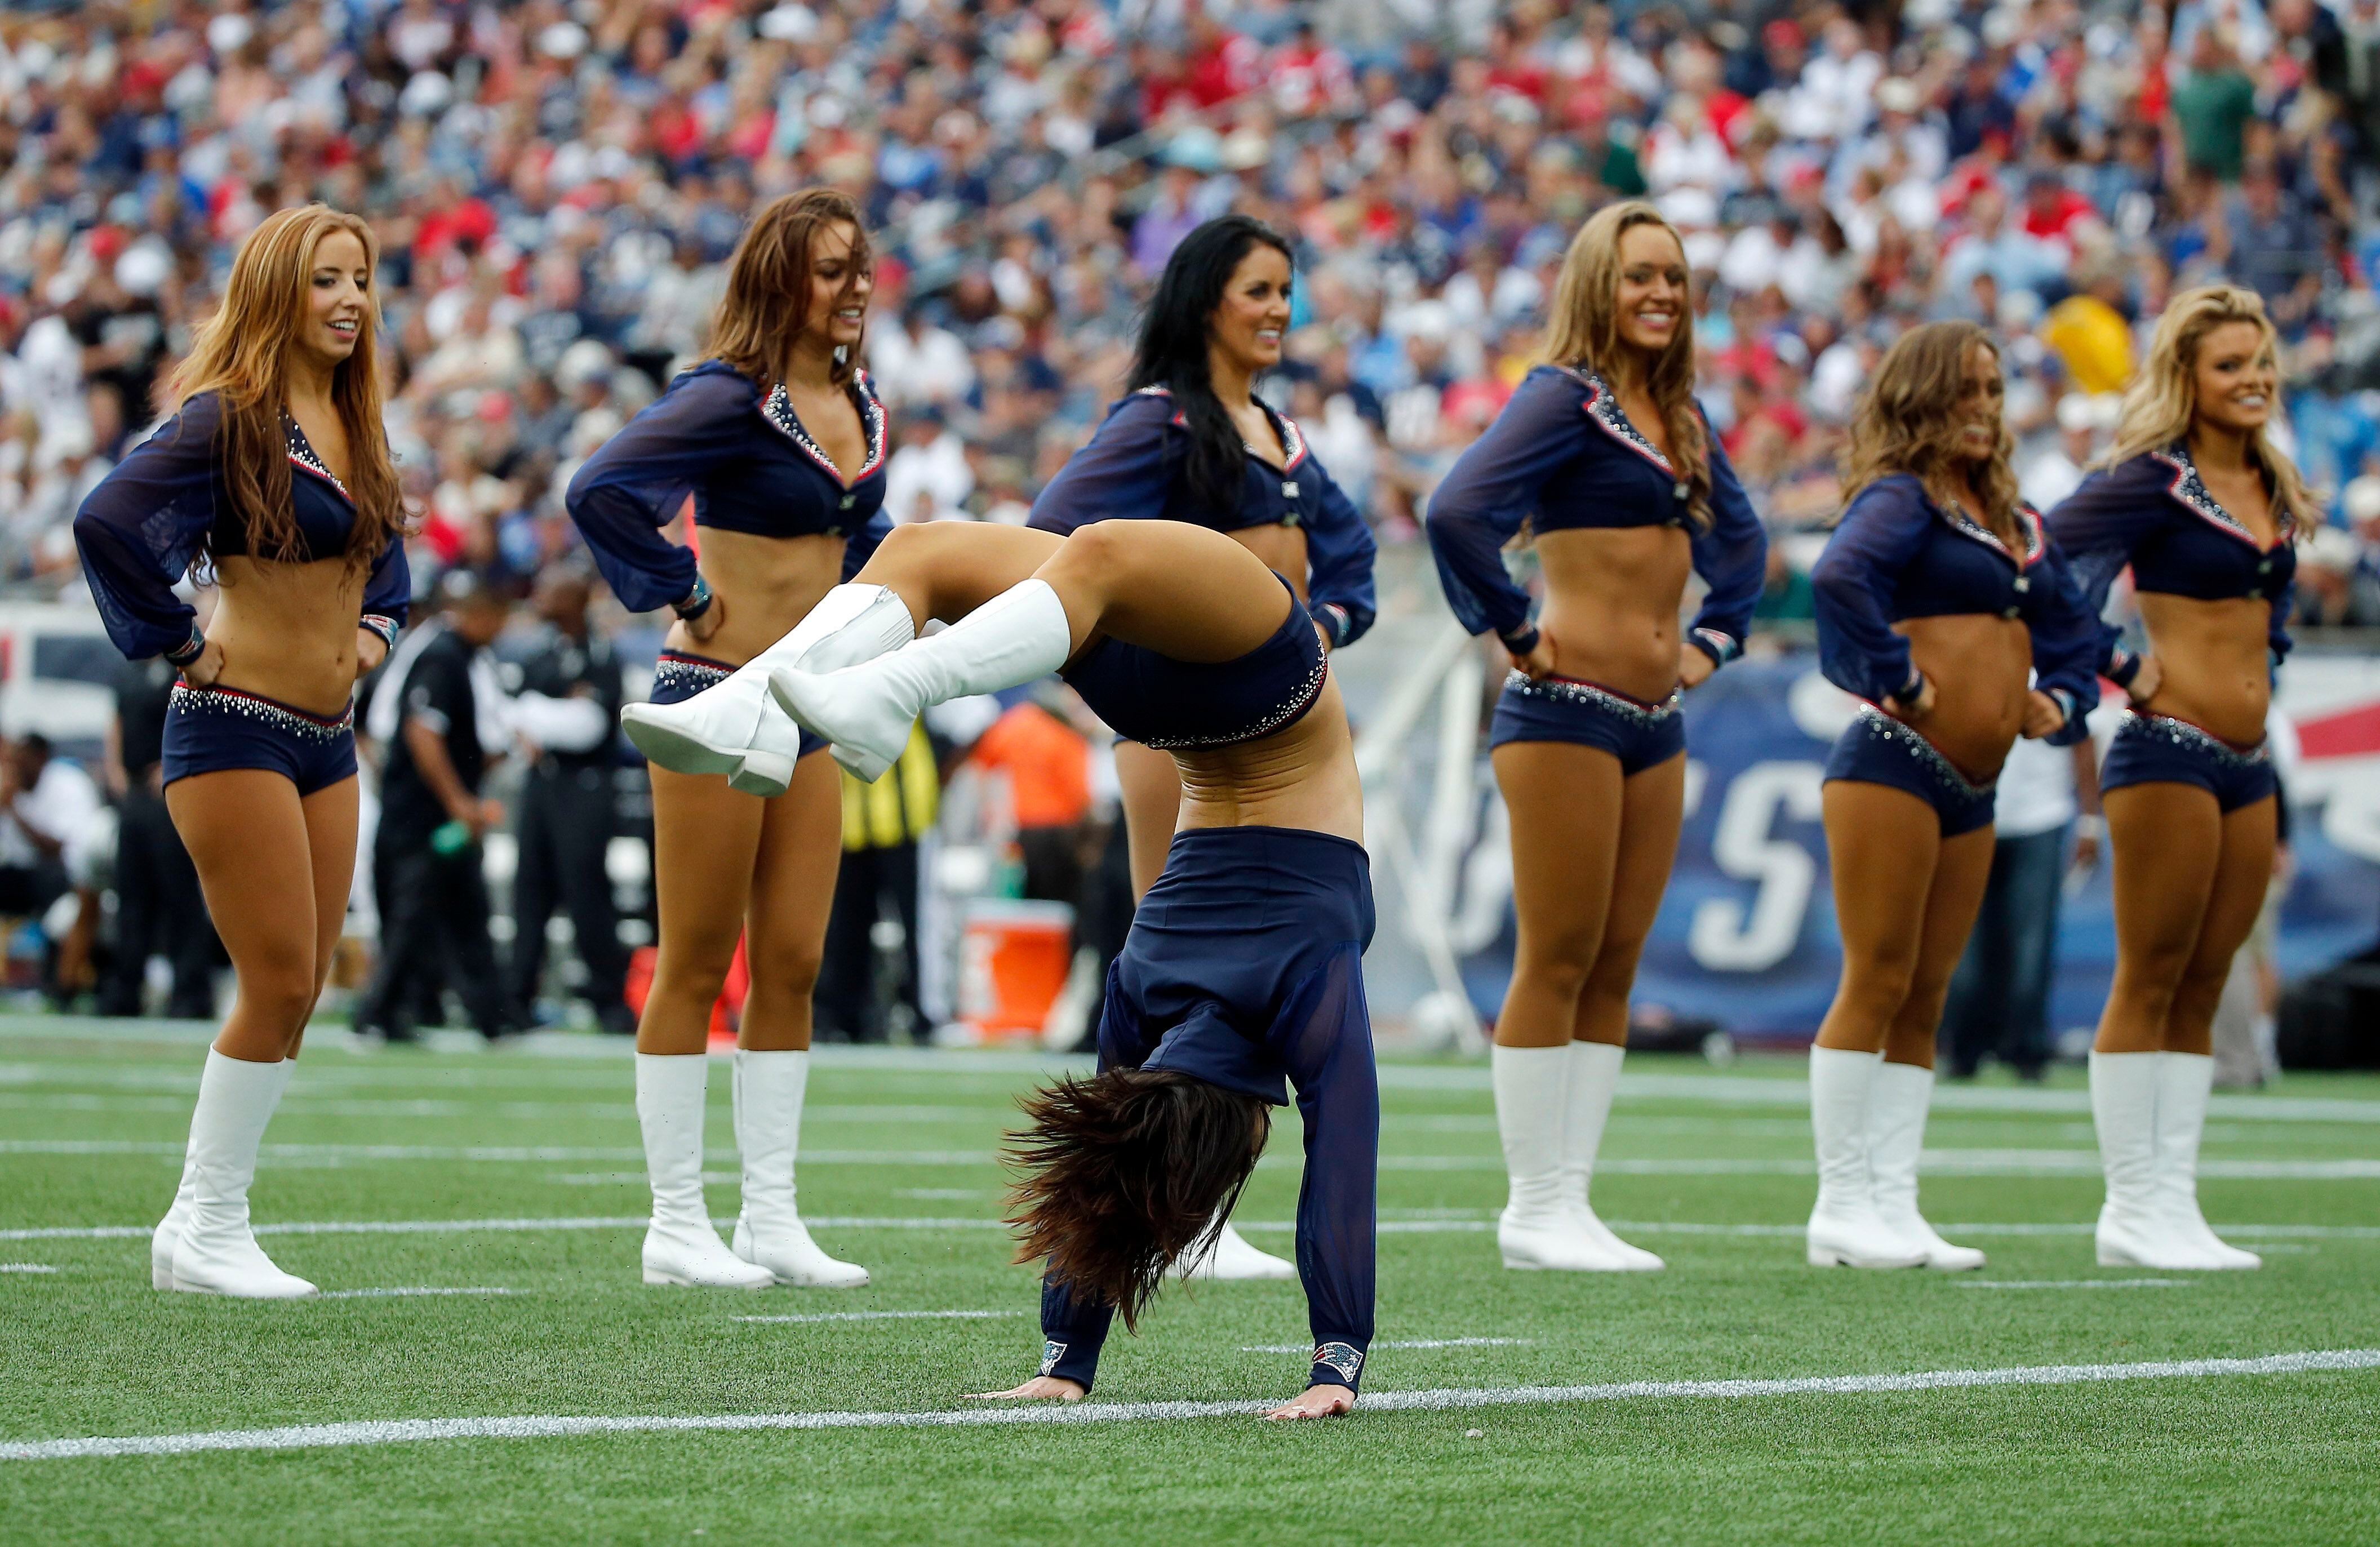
[1451,656,2380,1041]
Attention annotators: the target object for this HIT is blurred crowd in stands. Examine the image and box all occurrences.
[7,0,2380,1025]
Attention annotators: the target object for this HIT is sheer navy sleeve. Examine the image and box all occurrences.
[1685,429,1768,668]
[2043,460,2168,678]
[1302,456,1377,649]
[2023,540,2102,747]
[1811,477,1934,702]
[1423,370,1587,642]
[361,531,412,646]
[563,363,755,614]
[73,394,225,661]
[1026,393,1180,536]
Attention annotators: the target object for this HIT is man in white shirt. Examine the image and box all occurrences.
[1941,736,2103,1081]
[0,733,101,917]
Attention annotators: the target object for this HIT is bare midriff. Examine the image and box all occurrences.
[1533,524,1693,704]
[1895,613,2033,783]
[1173,675,1362,846]
[207,555,371,715]
[1225,523,1309,603]
[2134,592,2272,747]
[663,527,849,666]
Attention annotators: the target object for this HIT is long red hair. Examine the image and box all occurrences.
[165,204,405,570]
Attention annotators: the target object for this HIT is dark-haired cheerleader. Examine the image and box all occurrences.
[745,515,1374,1420]
[1028,214,1377,1282]
[76,205,411,1298]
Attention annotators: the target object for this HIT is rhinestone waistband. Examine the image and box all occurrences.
[168,684,354,741]
[1851,704,1995,798]
[2116,711,2270,768]
[1136,652,1330,752]
[652,653,732,696]
[1503,670,1682,726]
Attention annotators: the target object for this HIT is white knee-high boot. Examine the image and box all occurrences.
[637,1053,772,1288]
[152,1079,206,1290]
[1175,1218,1298,1281]
[1495,1044,1606,1270]
[731,1050,868,1287]
[1559,1041,1663,1270]
[621,583,916,796]
[2153,1052,2260,1269]
[1867,1060,1984,1270]
[2091,1050,2205,1269]
[1806,1047,1923,1268]
[771,579,1073,780]
[167,1052,315,1297]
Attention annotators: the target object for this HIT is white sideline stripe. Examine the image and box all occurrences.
[0,1263,57,1273]
[10,1140,2379,1180]
[1957,1281,2192,1290]
[1239,1338,1533,1353]
[316,1287,523,1300]
[10,1215,2380,1245]
[7,1349,2375,1462]
[732,1311,1023,1325]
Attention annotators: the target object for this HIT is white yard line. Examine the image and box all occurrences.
[0,1263,57,1273]
[1957,1281,2192,1290]
[314,1287,524,1300]
[732,1311,1024,1325]
[6,1349,2374,1462]
[1238,1338,1533,1353]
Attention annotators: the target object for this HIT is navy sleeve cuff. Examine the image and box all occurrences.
[1310,1341,1367,1393]
[1687,628,1739,668]
[1038,1336,1099,1393]
[164,626,206,668]
[1498,624,1540,659]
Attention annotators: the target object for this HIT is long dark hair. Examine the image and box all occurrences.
[1002,1069,1272,1331]
[1127,214,1295,521]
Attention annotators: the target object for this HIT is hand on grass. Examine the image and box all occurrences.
[1262,1384,1356,1421]
[966,1377,1086,1402]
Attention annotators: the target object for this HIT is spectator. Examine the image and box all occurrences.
[0,734,99,926]
[816,722,939,1046]
[100,648,219,1020]
[2173,27,2261,183]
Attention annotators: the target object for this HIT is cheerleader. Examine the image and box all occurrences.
[761,515,1373,1420]
[565,189,903,1290]
[1806,322,2101,1270]
[2047,286,2310,1271]
[1423,201,1766,1272]
[73,206,410,1297]
[1028,213,1376,1282]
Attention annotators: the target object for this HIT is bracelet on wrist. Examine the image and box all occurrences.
[1887,669,1925,708]
[165,628,206,669]
[2106,651,2142,690]
[672,575,714,621]
[1498,624,1540,659]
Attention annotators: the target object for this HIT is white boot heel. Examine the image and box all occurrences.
[731,1050,868,1288]
[637,1053,774,1290]
[727,748,797,798]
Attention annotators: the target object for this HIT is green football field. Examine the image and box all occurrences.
[2,1017,2376,1545]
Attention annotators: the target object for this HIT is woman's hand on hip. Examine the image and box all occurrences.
[180,639,227,690]
[2021,689,2068,740]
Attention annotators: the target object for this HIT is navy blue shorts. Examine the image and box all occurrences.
[162,684,357,795]
[1062,575,1327,751]
[2101,712,2275,812]
[1041,825,1379,1398]
[1822,705,1997,837]
[1486,670,1686,775]
[650,651,826,761]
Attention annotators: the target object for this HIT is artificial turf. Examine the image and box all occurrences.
[1,1017,2375,1545]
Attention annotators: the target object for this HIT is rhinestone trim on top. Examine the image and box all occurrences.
[1136,653,1330,752]
[1503,669,1681,725]
[1929,494,2044,565]
[1573,368,1676,475]
[169,684,354,740]
[1136,384,1309,469]
[2150,442,2291,547]
[2115,710,2270,768]
[652,654,731,698]
[1851,704,1994,798]
[284,419,353,504]
[761,378,887,485]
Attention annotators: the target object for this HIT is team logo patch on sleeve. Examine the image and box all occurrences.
[1311,1342,1364,1384]
[1037,1340,1068,1377]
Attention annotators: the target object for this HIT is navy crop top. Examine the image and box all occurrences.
[1810,473,2099,744]
[1423,364,1768,667]
[1027,387,1377,649]
[565,360,892,615]
[74,390,410,663]
[2045,444,2297,671]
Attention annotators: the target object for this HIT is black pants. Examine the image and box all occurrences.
[99,787,217,1019]
[358,837,514,1039]
[505,766,629,1019]
[815,843,920,1044]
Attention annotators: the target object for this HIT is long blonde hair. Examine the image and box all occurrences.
[1539,201,1712,528]
[166,204,405,569]
[2103,284,2318,529]
[708,188,872,389]
[1841,321,2023,546]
